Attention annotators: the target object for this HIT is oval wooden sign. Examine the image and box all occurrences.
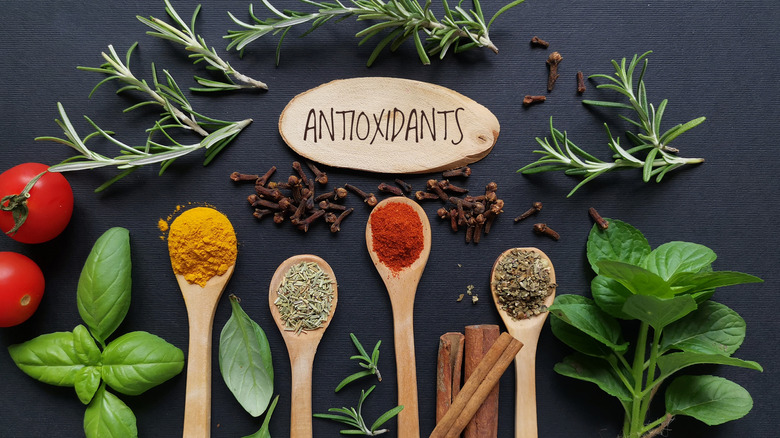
[279,77,500,174]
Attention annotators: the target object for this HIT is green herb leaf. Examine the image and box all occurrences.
[548,295,628,352]
[73,324,102,366]
[621,294,697,330]
[101,331,184,396]
[641,241,716,280]
[668,271,763,294]
[8,331,84,386]
[590,276,632,320]
[75,367,102,405]
[586,220,650,274]
[596,261,671,297]
[77,227,132,345]
[553,354,632,402]
[242,394,280,438]
[661,301,746,356]
[83,384,138,438]
[549,314,615,358]
[370,404,404,432]
[219,295,274,417]
[656,352,762,381]
[665,375,753,425]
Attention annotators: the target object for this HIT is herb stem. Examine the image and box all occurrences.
[629,322,650,438]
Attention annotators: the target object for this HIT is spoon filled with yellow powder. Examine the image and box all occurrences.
[168,206,237,438]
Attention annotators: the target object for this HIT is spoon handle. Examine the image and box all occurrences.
[289,346,317,438]
[513,338,540,438]
[391,299,420,438]
[182,305,215,438]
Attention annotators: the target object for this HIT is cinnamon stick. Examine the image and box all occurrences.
[430,332,523,438]
[436,332,465,423]
[464,325,500,438]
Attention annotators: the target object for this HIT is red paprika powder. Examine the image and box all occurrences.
[370,202,424,273]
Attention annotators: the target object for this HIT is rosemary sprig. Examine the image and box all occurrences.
[37,103,251,192]
[138,0,267,91]
[225,0,526,67]
[518,52,705,197]
[313,385,403,436]
[335,333,382,392]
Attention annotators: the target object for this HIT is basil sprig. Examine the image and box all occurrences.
[550,219,763,437]
[8,227,184,438]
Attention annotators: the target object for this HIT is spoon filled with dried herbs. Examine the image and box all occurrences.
[167,206,238,437]
[269,254,338,438]
[490,247,556,438]
[365,196,432,438]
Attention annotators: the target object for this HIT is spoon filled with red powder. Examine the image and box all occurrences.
[366,196,432,438]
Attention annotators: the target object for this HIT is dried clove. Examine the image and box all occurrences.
[427,179,449,202]
[530,36,550,48]
[523,95,546,106]
[442,166,471,178]
[344,184,378,207]
[230,172,259,182]
[306,161,328,185]
[547,51,563,91]
[515,202,543,222]
[577,71,586,94]
[589,207,609,230]
[394,178,413,193]
[415,191,440,201]
[291,161,310,187]
[253,208,274,220]
[533,223,560,240]
[330,208,354,233]
[439,180,469,194]
[319,200,347,211]
[256,166,277,187]
[296,209,326,232]
[378,182,404,196]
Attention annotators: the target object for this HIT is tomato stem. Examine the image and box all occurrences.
[1,170,48,236]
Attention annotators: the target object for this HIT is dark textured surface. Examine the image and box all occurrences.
[1,1,778,437]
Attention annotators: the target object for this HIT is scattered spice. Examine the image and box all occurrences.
[514,201,543,222]
[369,202,424,274]
[523,95,546,106]
[491,249,556,320]
[167,207,237,287]
[530,36,550,48]
[274,261,334,334]
[457,294,465,302]
[471,295,478,304]
[577,71,586,94]
[431,180,504,244]
[547,51,563,91]
[589,207,609,230]
[442,166,472,178]
[533,223,560,241]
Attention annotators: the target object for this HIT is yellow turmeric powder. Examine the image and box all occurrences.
[168,207,237,287]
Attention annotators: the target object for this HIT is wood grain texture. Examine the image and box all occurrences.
[279,77,500,174]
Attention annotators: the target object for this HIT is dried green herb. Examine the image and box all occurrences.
[274,261,334,334]
[491,248,555,320]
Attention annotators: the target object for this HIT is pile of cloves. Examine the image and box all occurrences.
[414,167,503,244]
[232,161,363,233]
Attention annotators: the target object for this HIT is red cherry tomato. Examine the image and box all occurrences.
[0,163,74,244]
[0,252,45,327]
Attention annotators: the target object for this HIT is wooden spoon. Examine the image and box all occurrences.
[269,255,338,438]
[490,247,556,438]
[365,196,432,438]
[175,266,235,438]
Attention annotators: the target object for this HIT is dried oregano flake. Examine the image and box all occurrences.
[492,249,556,320]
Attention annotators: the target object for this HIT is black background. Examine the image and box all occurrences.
[1,1,778,437]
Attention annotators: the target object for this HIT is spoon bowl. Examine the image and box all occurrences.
[269,254,338,438]
[366,196,432,438]
[490,247,556,438]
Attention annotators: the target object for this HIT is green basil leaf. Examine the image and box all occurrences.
[657,352,762,381]
[77,227,132,345]
[75,366,102,405]
[84,384,138,438]
[586,219,650,274]
[668,271,763,294]
[621,294,697,330]
[8,331,84,386]
[665,375,753,425]
[662,301,746,356]
[548,295,628,352]
[73,324,102,366]
[219,295,274,417]
[596,261,671,297]
[242,394,280,438]
[553,353,632,401]
[101,331,184,396]
[591,276,632,319]
[642,241,716,280]
[550,314,615,358]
